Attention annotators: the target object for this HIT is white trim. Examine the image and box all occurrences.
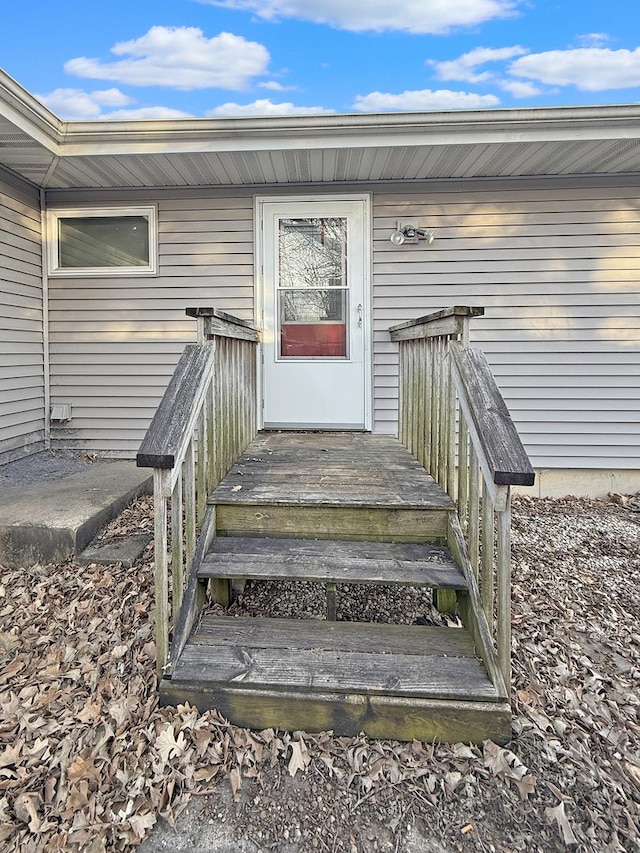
[39,188,50,449]
[255,193,372,431]
[46,204,158,277]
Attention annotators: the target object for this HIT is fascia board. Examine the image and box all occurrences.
[57,105,640,157]
[0,69,62,154]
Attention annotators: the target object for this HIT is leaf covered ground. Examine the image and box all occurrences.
[0,495,638,852]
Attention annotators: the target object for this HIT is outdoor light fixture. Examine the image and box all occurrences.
[389,221,436,246]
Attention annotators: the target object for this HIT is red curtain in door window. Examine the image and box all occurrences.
[280,323,347,357]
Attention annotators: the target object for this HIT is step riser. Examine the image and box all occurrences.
[160,681,511,744]
[215,504,449,543]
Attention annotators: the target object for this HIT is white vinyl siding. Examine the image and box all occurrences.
[372,180,640,469]
[0,171,44,461]
[46,178,640,473]
[47,193,254,455]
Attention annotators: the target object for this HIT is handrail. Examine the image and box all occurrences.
[390,307,534,693]
[449,343,534,490]
[137,308,259,674]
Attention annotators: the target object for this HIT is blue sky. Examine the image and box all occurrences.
[2,0,640,120]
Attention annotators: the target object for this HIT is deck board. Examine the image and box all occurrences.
[198,536,468,588]
[171,616,498,703]
[210,433,454,509]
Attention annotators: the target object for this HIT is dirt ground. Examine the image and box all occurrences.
[0,492,638,852]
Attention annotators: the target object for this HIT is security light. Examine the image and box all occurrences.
[389,222,435,246]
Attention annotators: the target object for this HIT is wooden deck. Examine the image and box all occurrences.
[210,433,454,542]
[161,432,511,743]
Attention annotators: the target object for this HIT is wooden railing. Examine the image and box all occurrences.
[389,307,534,695]
[137,308,259,674]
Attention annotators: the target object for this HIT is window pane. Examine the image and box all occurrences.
[279,217,346,288]
[280,289,345,323]
[279,290,347,358]
[58,216,150,268]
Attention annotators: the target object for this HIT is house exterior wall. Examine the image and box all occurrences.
[45,176,640,485]
[372,178,640,475]
[46,193,254,455]
[0,167,44,462]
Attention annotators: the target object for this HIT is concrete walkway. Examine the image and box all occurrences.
[0,452,151,567]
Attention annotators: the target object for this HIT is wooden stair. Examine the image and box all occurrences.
[160,433,512,743]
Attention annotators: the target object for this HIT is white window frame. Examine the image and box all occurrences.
[46,205,158,277]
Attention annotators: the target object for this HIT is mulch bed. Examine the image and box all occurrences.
[0,495,638,852]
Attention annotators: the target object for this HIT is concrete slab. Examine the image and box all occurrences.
[0,461,152,568]
[77,532,153,567]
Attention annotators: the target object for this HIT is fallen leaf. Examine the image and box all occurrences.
[546,802,578,846]
[128,812,157,840]
[288,740,308,778]
[14,792,43,832]
[515,774,537,800]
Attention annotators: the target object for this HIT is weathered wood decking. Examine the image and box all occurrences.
[210,433,453,542]
[161,433,512,743]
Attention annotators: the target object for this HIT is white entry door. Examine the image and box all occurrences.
[258,196,371,430]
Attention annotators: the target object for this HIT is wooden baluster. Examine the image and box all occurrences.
[438,337,448,488]
[446,343,456,499]
[184,438,196,574]
[153,469,169,675]
[457,417,469,532]
[424,337,433,473]
[196,405,207,526]
[398,342,406,447]
[468,444,480,576]
[430,339,440,479]
[496,493,512,688]
[415,338,425,467]
[171,470,184,616]
[481,484,495,631]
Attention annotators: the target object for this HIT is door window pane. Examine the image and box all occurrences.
[279,218,346,288]
[279,290,347,358]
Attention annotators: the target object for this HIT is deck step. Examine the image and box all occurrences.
[209,433,454,542]
[163,616,510,743]
[198,537,468,589]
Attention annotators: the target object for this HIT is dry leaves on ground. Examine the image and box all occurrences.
[0,495,638,852]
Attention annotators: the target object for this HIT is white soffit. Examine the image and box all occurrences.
[1,68,640,189]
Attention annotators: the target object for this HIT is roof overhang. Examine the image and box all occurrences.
[1,68,640,190]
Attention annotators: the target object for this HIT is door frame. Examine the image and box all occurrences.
[255,193,373,431]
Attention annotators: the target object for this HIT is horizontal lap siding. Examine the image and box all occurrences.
[372,181,640,469]
[47,194,254,454]
[0,173,44,461]
[47,180,640,470]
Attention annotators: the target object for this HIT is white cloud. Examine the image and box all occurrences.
[35,87,191,121]
[497,79,541,97]
[101,107,193,120]
[258,81,297,91]
[353,88,501,112]
[510,47,640,91]
[576,33,611,48]
[202,0,518,34]
[65,26,270,91]
[207,98,334,116]
[432,46,527,82]
[36,87,134,119]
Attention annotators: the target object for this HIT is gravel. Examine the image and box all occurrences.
[1,492,639,852]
